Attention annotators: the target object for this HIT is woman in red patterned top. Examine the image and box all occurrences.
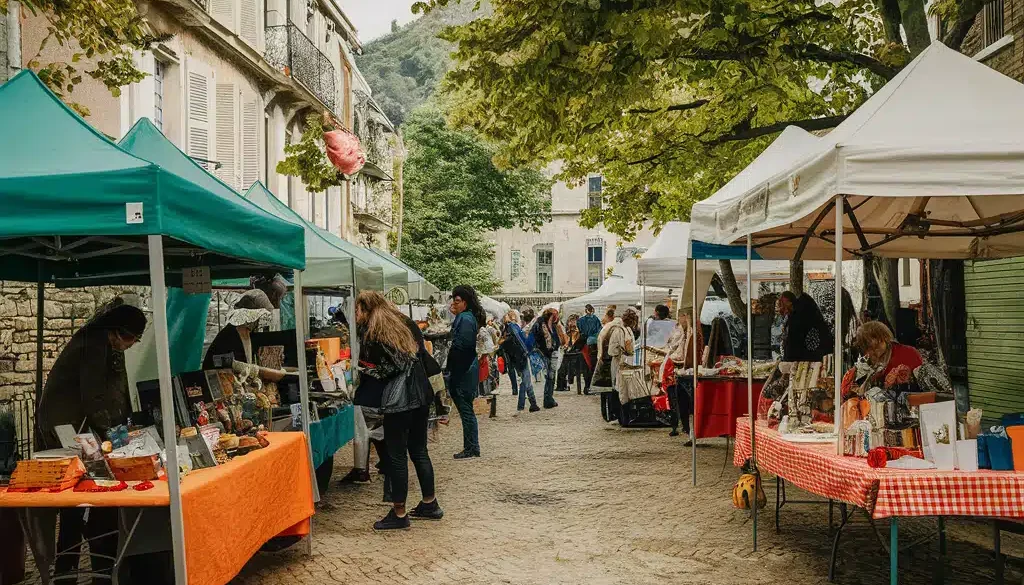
[855,321,922,383]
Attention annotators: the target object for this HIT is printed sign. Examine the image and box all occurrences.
[126,202,144,224]
[182,266,211,294]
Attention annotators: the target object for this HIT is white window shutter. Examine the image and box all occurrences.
[210,0,236,32]
[240,0,259,48]
[215,83,239,190]
[241,96,260,190]
[186,60,215,172]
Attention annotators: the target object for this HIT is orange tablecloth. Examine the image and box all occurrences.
[0,432,314,585]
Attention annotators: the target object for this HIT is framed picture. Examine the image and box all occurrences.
[204,369,235,401]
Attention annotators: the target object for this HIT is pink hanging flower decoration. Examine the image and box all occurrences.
[324,128,366,176]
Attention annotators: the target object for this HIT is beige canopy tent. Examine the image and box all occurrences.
[691,41,1024,562]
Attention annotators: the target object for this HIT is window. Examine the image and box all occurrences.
[536,248,553,293]
[588,175,602,209]
[586,239,604,292]
[510,250,521,280]
[153,60,165,131]
[901,258,912,287]
[984,0,1005,47]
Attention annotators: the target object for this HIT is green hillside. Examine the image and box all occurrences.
[355,2,487,126]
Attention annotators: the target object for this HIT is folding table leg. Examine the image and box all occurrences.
[994,521,1004,585]
[932,516,945,585]
[828,503,850,583]
[890,518,899,585]
[775,476,782,534]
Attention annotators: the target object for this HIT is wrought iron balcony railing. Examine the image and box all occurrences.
[265,22,337,112]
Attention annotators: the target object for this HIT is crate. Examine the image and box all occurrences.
[9,457,85,490]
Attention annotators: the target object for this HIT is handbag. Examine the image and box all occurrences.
[420,351,445,395]
[379,362,414,414]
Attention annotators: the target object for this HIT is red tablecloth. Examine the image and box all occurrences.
[693,378,763,439]
[735,419,1024,519]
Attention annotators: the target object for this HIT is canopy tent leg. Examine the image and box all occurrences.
[34,270,43,404]
[147,236,187,585]
[747,234,757,551]
[691,258,698,487]
[834,197,844,456]
[293,270,319,557]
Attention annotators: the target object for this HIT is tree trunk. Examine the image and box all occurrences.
[789,259,804,295]
[719,260,748,317]
[898,0,932,54]
[872,257,901,326]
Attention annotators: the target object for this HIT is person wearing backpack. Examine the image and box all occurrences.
[500,310,539,413]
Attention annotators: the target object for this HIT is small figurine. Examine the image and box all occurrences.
[195,401,210,427]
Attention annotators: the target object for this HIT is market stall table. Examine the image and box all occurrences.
[735,419,1024,584]
[693,377,765,439]
[3,432,313,585]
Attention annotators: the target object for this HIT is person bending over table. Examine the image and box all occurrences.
[33,302,146,583]
[203,289,288,381]
[855,320,923,384]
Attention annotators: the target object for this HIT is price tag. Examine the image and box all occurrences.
[182,266,211,294]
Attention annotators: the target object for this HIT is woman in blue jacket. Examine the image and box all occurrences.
[446,285,487,459]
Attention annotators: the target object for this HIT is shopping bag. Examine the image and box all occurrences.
[652,392,670,412]
[497,356,506,374]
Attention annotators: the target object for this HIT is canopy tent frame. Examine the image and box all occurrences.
[0,69,314,584]
[697,43,1024,584]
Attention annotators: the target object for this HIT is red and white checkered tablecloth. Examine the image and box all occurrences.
[735,419,1024,519]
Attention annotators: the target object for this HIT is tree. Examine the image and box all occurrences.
[400,106,552,293]
[3,0,165,116]
[414,0,984,322]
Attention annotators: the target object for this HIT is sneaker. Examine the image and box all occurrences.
[409,500,444,520]
[438,415,450,426]
[529,404,541,413]
[373,509,410,530]
[453,450,480,459]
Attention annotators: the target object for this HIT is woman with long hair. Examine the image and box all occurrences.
[447,285,486,459]
[353,291,441,530]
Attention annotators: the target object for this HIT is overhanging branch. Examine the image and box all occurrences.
[705,115,848,145]
[627,99,710,115]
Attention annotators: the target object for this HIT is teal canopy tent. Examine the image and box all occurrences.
[0,76,304,282]
[0,70,314,583]
[367,247,440,301]
[243,182,385,292]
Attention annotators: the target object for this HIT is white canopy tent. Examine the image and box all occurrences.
[559,275,671,318]
[480,294,511,321]
[689,41,1024,565]
[700,41,1024,261]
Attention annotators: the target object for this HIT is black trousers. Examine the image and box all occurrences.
[383,405,435,505]
[669,378,695,434]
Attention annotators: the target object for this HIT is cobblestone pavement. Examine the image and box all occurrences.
[234,384,1024,585]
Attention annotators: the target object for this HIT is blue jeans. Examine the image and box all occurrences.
[516,366,537,410]
[449,361,480,454]
[508,365,519,394]
[543,353,558,406]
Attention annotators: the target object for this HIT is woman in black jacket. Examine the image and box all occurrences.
[354,291,442,530]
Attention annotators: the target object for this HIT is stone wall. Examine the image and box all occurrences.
[0,282,148,401]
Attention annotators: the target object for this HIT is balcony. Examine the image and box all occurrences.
[265,22,336,112]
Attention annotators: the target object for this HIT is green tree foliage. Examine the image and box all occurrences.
[276,115,345,193]
[3,0,165,116]
[399,107,552,293]
[355,1,485,125]
[413,0,983,240]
